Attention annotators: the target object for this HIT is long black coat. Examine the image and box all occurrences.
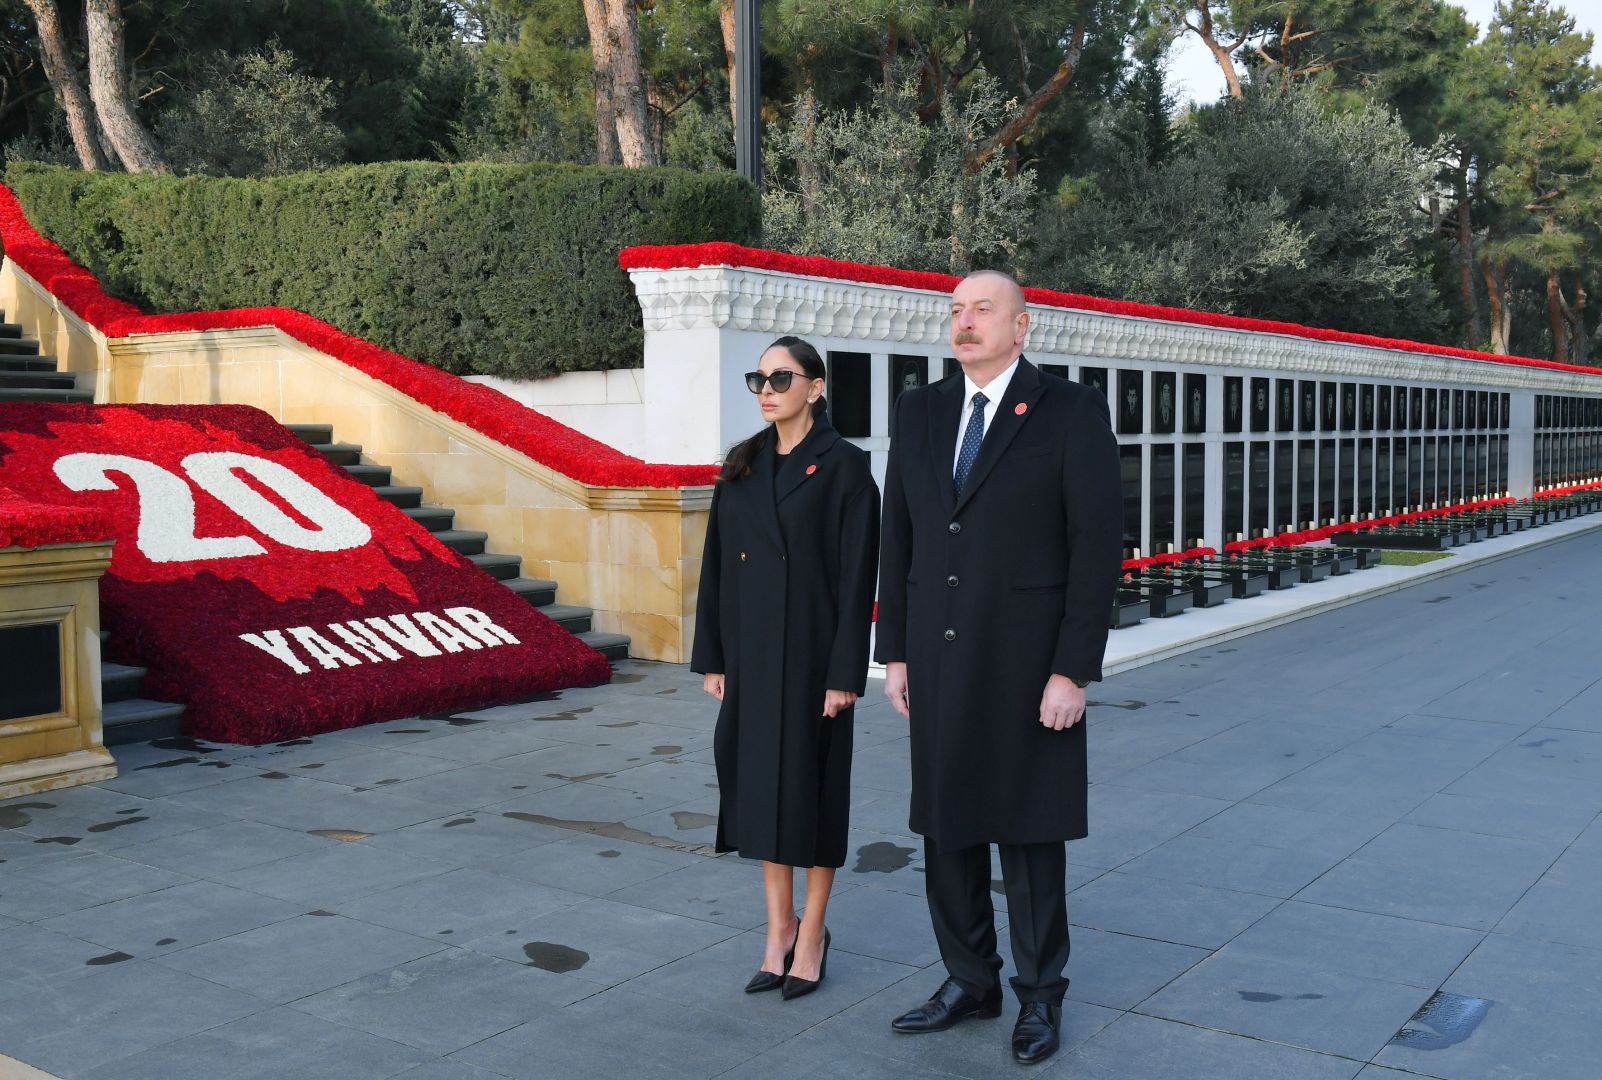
[691,417,879,868]
[875,360,1122,851]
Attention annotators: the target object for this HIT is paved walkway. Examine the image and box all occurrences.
[3,532,1601,1080]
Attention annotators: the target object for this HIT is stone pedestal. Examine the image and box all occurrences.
[0,541,118,799]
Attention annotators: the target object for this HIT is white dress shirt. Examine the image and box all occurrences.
[954,357,1020,476]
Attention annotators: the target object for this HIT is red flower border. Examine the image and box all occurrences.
[0,484,114,549]
[0,184,720,489]
[620,243,1602,380]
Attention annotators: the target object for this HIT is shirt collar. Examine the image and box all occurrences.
[963,357,1020,409]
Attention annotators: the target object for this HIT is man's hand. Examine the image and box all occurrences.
[823,690,858,717]
[702,673,724,702]
[1038,674,1085,731]
[884,661,911,719]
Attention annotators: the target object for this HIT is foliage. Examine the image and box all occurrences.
[6,158,759,377]
[1028,84,1445,340]
[157,44,344,177]
[762,68,1037,275]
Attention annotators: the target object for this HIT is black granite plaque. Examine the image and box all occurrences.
[1277,379,1296,432]
[1224,376,1244,433]
[1300,381,1318,433]
[1152,372,1177,435]
[1298,440,1315,528]
[1249,442,1270,534]
[1410,388,1424,430]
[1378,384,1393,430]
[1426,389,1439,430]
[1358,440,1374,516]
[1151,444,1176,551]
[1184,444,1207,545]
[1039,363,1069,380]
[1225,442,1246,541]
[1342,384,1357,432]
[1319,439,1337,522]
[1081,366,1109,402]
[890,354,927,413]
[1248,378,1269,433]
[1274,441,1294,532]
[1120,445,1143,552]
[1118,370,1143,435]
[1321,382,1338,432]
[1361,384,1375,431]
[0,623,61,721]
[1184,373,1207,434]
[827,351,872,437]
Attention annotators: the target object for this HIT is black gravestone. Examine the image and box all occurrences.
[1152,372,1177,435]
[1118,370,1143,435]
[1250,377,1270,432]
[1184,373,1207,434]
[1224,376,1243,433]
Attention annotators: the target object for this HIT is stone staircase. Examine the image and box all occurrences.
[0,320,628,747]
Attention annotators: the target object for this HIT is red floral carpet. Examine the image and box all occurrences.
[0,403,612,743]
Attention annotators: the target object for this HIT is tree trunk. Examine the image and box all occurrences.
[605,0,657,167]
[1569,271,1589,364]
[22,0,113,171]
[83,0,164,172]
[1546,270,1570,363]
[1452,157,1486,347]
[1191,0,1244,99]
[582,0,621,165]
[966,23,1086,173]
[719,0,736,128]
[1480,256,1511,354]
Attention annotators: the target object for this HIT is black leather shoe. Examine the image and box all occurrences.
[744,925,798,993]
[890,978,1004,1032]
[781,927,829,1000]
[1011,1002,1061,1065]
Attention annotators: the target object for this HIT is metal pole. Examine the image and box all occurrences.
[734,0,762,190]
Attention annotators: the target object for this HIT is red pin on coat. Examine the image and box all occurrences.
[1015,402,1028,415]
[806,464,817,475]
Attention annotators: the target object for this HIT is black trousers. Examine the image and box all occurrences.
[923,837,1070,1005]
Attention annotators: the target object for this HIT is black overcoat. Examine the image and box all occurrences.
[874,360,1122,852]
[690,416,879,868]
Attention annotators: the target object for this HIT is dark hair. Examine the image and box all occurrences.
[719,336,828,481]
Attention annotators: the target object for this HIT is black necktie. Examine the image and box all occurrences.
[955,391,988,496]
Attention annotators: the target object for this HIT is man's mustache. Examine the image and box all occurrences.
[953,333,980,345]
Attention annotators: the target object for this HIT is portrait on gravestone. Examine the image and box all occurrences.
[1118,370,1143,434]
[1040,363,1070,380]
[1362,385,1375,430]
[1411,388,1424,429]
[890,355,927,413]
[1426,389,1438,429]
[1301,382,1317,432]
[1224,376,1243,433]
[1278,379,1296,432]
[1453,390,1465,430]
[1378,384,1392,429]
[1153,372,1176,434]
[1251,378,1270,432]
[1185,374,1207,433]
[1342,384,1357,431]
[1322,382,1337,431]
[1081,366,1109,402]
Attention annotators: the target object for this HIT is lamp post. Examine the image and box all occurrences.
[734,0,761,189]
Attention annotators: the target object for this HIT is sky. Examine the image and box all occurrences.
[1166,0,1602,105]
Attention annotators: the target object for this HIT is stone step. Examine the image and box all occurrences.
[0,386,94,403]
[0,322,25,338]
[371,485,424,509]
[430,528,488,556]
[101,661,148,704]
[504,576,558,607]
[0,337,42,355]
[537,603,592,634]
[0,354,56,371]
[402,506,456,532]
[467,552,522,580]
[341,464,392,488]
[285,423,332,445]
[102,698,185,746]
[578,631,630,661]
[0,369,78,389]
[308,442,363,466]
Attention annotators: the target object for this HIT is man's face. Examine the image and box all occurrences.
[950,276,1027,371]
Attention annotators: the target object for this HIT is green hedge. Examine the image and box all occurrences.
[5,160,759,378]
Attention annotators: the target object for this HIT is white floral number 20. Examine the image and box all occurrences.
[53,451,372,562]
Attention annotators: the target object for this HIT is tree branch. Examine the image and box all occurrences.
[965,22,1085,173]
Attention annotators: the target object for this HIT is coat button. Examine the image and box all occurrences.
[944,628,957,641]
[948,521,961,534]
[947,575,959,587]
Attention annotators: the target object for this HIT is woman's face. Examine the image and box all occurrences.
[753,345,820,425]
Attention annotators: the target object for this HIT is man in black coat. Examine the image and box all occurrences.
[876,270,1123,1065]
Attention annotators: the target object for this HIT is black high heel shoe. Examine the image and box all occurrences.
[781,927,829,1000]
[744,923,798,993]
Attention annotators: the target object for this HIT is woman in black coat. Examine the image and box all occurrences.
[691,335,879,1001]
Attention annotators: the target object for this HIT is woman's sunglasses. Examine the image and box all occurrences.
[745,369,812,394]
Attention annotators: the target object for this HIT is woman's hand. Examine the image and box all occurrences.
[823,689,857,717]
[703,673,725,702]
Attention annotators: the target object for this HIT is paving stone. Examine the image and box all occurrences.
[1052,1011,1363,1080]
[0,924,130,988]
[111,820,332,876]
[1069,787,1234,869]
[335,867,583,939]
[1063,925,1209,1011]
[485,781,683,829]
[1223,901,1483,990]
[361,812,568,868]
[803,883,942,968]
[392,1063,514,1080]
[476,833,700,896]
[605,856,769,929]
[1118,831,1346,897]
[154,912,447,1004]
[216,838,453,907]
[1494,848,1602,951]
[277,748,466,788]
[371,762,572,810]
[0,852,191,921]
[79,1005,431,1080]
[1069,871,1279,949]
[39,879,302,957]
[1403,792,1596,844]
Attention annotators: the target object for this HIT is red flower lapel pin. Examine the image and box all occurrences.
[805,464,817,475]
[1015,402,1028,415]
